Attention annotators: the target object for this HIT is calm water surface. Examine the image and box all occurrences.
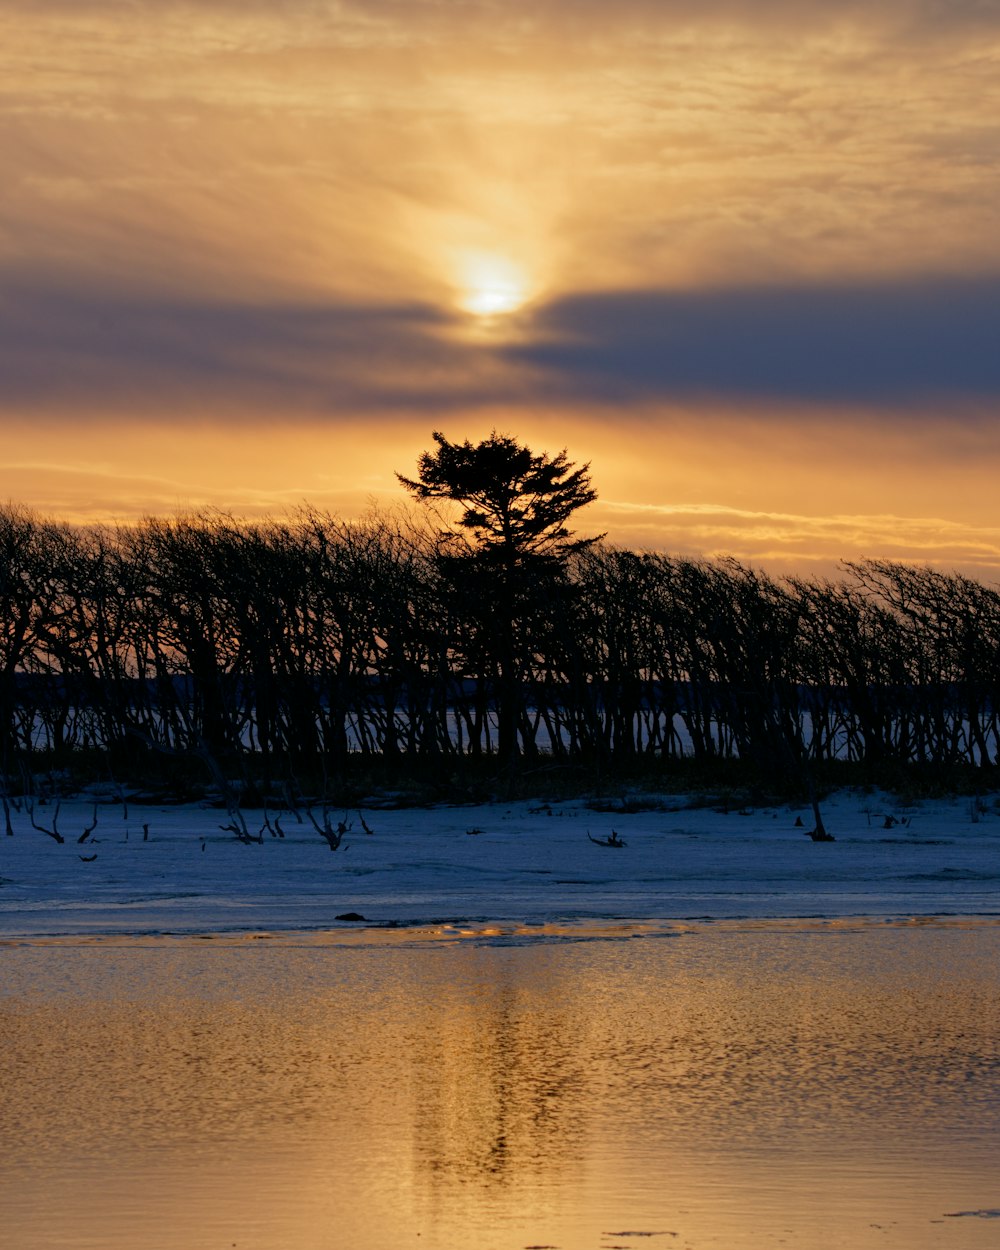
[1,922,999,1250]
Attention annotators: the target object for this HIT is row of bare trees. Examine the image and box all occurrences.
[3,502,1000,785]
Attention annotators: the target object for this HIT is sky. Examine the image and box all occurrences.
[3,0,1000,578]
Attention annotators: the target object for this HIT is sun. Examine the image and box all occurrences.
[458,251,530,318]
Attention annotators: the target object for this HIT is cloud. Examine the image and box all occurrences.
[5,1,1000,422]
[4,0,998,308]
[591,499,1000,578]
[507,275,1000,408]
[5,266,1000,420]
[7,1,997,29]
[0,270,476,416]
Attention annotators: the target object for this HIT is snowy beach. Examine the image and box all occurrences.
[2,788,998,940]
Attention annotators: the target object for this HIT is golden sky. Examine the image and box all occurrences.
[3,1,1000,576]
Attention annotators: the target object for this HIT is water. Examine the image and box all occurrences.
[1,922,999,1250]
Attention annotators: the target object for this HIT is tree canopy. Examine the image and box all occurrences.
[4,501,1000,791]
[396,430,600,565]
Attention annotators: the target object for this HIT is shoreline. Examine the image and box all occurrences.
[3,912,1000,950]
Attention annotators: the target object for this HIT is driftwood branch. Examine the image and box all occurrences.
[588,830,626,848]
[308,807,350,851]
[27,796,64,844]
[77,804,98,843]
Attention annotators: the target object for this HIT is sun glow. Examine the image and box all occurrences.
[458,251,530,317]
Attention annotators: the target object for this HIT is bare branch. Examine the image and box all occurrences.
[27,796,64,844]
[308,806,350,851]
[77,804,98,843]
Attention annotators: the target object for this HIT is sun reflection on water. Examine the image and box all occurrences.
[1,928,999,1250]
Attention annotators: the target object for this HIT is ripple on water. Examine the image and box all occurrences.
[0,923,998,1250]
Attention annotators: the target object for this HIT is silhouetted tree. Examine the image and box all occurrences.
[397,431,600,764]
[0,506,77,762]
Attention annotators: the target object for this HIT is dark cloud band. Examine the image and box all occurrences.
[3,269,1000,417]
[508,276,1000,408]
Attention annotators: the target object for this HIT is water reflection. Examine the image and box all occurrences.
[1,925,999,1250]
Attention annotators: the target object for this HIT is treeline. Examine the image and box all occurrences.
[2,502,1000,790]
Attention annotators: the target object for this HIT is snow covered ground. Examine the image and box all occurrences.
[1,788,998,940]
